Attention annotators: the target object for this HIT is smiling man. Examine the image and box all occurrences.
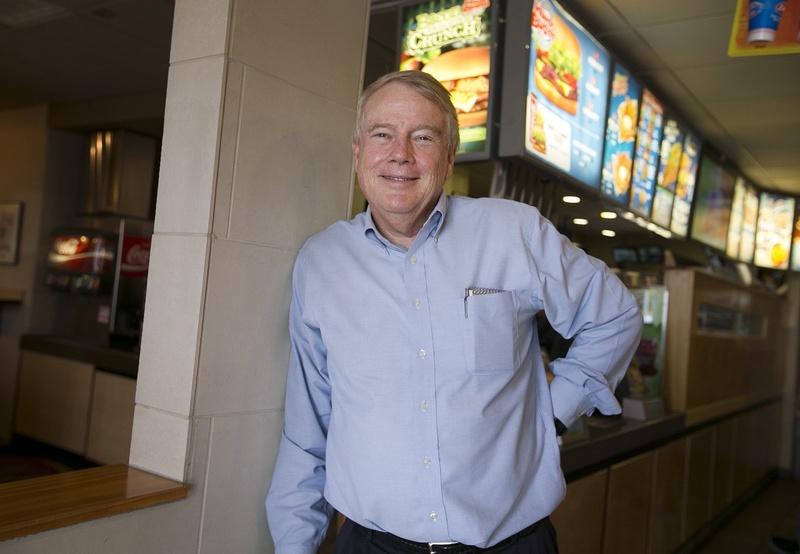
[266,70,642,554]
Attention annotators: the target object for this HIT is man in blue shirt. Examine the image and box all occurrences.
[266,70,643,553]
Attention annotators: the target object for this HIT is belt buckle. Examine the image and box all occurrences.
[428,541,458,553]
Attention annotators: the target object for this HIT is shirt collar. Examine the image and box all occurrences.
[363,191,449,251]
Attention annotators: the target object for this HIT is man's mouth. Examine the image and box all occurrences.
[382,175,418,182]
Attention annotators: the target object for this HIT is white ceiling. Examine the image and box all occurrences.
[1,0,798,198]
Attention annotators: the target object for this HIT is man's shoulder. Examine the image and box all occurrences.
[448,195,539,222]
[300,214,365,255]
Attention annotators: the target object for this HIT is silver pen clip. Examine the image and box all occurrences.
[464,286,504,317]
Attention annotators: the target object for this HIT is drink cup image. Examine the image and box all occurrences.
[747,0,786,43]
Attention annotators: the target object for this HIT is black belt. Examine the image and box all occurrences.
[364,518,546,554]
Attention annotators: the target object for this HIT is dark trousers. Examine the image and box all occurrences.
[333,518,559,554]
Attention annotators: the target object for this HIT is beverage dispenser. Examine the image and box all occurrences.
[46,218,152,351]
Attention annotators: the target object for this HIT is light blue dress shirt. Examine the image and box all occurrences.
[266,193,642,553]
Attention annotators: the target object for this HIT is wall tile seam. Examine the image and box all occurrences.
[231,58,360,114]
[193,408,285,420]
[135,402,195,422]
[208,234,302,254]
[168,52,230,69]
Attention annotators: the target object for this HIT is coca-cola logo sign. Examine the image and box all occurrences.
[120,236,151,277]
[125,242,150,267]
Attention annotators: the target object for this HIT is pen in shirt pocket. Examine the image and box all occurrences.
[464,286,505,317]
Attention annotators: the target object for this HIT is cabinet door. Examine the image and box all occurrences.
[648,438,687,554]
[685,428,713,540]
[711,419,735,518]
[551,469,608,554]
[604,452,653,554]
[14,351,94,454]
[86,370,136,464]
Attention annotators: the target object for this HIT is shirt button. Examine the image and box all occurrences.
[414,299,421,309]
[410,255,417,264]
[420,401,429,411]
[418,349,426,359]
[429,512,438,522]
[423,457,432,468]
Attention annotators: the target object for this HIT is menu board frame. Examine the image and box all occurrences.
[498,0,612,191]
[397,0,500,162]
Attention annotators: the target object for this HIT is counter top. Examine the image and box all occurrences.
[0,464,187,541]
[0,288,23,303]
[21,335,139,378]
[560,412,686,479]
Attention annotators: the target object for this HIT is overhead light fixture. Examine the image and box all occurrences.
[601,230,616,237]
[562,195,581,204]
[600,211,617,219]
[573,218,588,225]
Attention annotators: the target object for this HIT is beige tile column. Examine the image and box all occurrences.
[128,0,368,550]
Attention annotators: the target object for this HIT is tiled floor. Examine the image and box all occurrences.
[691,476,800,554]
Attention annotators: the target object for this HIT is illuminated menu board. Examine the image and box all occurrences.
[629,89,665,216]
[690,154,736,252]
[525,0,611,188]
[753,192,795,270]
[650,116,687,229]
[669,132,700,238]
[726,177,747,260]
[600,63,641,205]
[400,0,495,158]
[739,184,759,264]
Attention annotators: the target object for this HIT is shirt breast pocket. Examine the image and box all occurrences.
[463,290,519,374]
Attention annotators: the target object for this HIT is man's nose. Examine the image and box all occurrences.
[390,138,413,162]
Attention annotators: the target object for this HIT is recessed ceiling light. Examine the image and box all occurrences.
[562,195,581,204]
[573,218,588,225]
[601,230,616,237]
[600,211,617,219]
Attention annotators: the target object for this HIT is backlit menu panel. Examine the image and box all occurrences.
[669,132,700,238]
[690,154,736,252]
[753,192,794,270]
[600,62,641,205]
[629,89,664,216]
[525,0,611,188]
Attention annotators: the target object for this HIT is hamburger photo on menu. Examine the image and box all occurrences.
[533,9,581,115]
[422,46,490,128]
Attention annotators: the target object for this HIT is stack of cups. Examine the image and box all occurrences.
[747,0,787,43]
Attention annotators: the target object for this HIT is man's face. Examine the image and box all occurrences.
[353,82,455,241]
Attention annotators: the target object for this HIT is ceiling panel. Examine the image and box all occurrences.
[593,0,734,26]
[675,56,800,103]
[636,15,737,68]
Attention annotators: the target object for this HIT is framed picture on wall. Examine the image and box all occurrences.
[0,202,23,265]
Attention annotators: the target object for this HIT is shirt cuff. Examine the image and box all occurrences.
[549,376,595,429]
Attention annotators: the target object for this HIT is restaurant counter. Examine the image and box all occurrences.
[20,334,139,379]
[560,411,686,479]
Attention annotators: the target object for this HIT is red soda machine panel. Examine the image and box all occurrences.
[46,230,117,294]
[118,235,151,278]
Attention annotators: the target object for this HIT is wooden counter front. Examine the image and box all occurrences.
[663,268,785,425]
